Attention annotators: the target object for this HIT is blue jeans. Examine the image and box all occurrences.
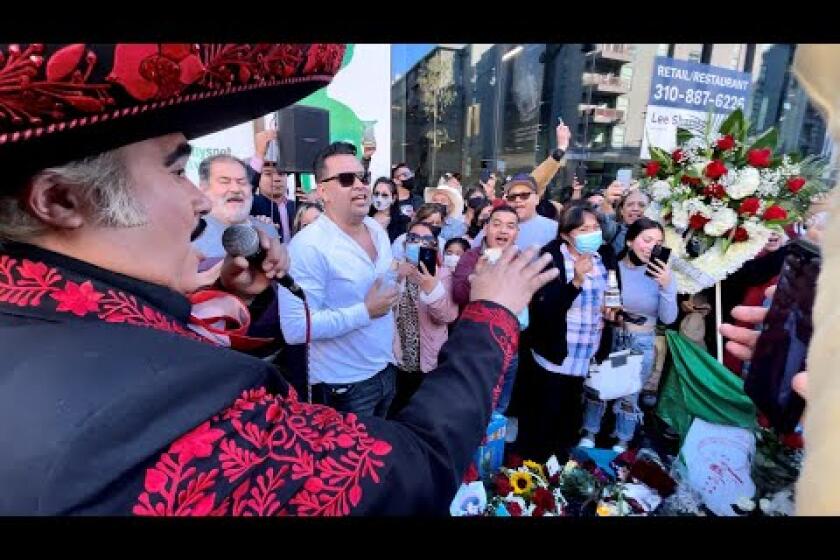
[311,364,397,418]
[495,355,519,415]
[582,330,655,443]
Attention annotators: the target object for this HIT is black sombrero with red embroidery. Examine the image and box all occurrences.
[0,43,345,190]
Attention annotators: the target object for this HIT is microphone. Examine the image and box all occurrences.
[221,224,305,300]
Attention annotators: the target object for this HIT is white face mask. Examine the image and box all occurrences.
[372,194,393,211]
[443,254,461,269]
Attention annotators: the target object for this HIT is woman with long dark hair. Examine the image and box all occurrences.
[578,217,677,453]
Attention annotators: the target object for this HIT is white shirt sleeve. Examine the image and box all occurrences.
[278,237,371,344]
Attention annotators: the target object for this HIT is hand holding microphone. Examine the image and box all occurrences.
[220,224,294,300]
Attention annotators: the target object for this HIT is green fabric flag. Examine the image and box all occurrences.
[656,330,757,443]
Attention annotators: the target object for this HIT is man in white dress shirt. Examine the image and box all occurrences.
[279,142,400,417]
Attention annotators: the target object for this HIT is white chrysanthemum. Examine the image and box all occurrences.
[719,169,738,188]
[671,200,689,230]
[704,207,738,237]
[650,180,672,202]
[726,167,761,200]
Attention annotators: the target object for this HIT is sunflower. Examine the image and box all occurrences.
[509,471,534,495]
[523,460,545,477]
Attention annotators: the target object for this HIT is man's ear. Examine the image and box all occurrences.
[25,172,88,230]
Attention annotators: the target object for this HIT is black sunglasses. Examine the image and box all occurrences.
[320,171,369,187]
[505,191,533,202]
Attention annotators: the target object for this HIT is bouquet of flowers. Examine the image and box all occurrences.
[640,109,830,294]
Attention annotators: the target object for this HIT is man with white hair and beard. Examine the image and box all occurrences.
[192,154,279,264]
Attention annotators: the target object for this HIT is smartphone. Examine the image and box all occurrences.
[645,245,671,277]
[745,238,821,433]
[418,246,437,277]
[616,168,633,188]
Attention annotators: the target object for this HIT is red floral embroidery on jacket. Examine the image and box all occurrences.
[133,388,393,517]
[0,255,200,341]
[460,303,519,409]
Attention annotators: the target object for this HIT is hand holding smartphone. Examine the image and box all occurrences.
[645,245,671,277]
[745,238,820,433]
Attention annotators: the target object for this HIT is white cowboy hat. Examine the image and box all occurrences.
[424,180,464,219]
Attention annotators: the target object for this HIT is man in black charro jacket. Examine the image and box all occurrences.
[0,42,558,515]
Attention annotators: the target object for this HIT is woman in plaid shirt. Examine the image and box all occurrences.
[517,201,620,462]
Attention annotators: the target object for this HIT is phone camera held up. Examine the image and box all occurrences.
[645,244,671,277]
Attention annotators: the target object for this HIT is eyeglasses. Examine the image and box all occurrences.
[320,171,368,187]
[406,232,437,245]
[505,191,533,202]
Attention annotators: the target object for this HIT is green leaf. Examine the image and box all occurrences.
[718,109,745,137]
[749,128,778,152]
[649,146,672,167]
[677,128,693,145]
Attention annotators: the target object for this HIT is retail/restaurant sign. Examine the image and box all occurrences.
[641,57,752,159]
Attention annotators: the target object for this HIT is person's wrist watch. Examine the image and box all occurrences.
[551,148,566,162]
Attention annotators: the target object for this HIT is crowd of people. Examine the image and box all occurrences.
[184,117,832,470]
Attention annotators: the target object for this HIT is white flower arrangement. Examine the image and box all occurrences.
[639,109,830,293]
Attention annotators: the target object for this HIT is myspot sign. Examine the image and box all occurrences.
[641,57,752,159]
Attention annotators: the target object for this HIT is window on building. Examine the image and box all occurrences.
[612,126,625,148]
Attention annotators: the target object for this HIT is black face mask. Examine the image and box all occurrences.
[427,225,443,238]
[468,196,487,210]
[401,177,415,191]
[627,249,645,266]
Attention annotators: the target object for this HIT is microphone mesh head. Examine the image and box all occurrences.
[222,224,260,258]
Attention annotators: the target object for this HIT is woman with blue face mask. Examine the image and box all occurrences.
[388,220,459,416]
[515,201,622,464]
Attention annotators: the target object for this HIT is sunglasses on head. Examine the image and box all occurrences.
[505,191,533,202]
[320,171,369,187]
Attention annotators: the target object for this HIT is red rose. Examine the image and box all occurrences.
[763,205,788,221]
[645,161,661,178]
[738,197,761,216]
[757,414,771,429]
[672,149,685,163]
[731,227,749,242]
[493,473,513,496]
[787,177,807,194]
[533,506,546,517]
[747,148,773,168]
[689,214,711,230]
[681,175,702,186]
[462,462,479,483]
[780,432,804,449]
[703,183,726,199]
[505,453,524,469]
[716,134,736,151]
[506,501,523,516]
[704,160,728,180]
[532,487,556,512]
